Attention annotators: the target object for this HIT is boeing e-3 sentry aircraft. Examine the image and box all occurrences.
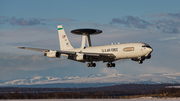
[17,25,153,67]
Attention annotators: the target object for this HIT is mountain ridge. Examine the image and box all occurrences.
[1,73,180,88]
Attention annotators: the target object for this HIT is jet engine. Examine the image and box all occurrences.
[74,53,87,60]
[44,50,61,58]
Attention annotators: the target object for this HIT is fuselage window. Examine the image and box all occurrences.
[123,47,134,52]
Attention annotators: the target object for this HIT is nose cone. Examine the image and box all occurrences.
[150,48,153,52]
[145,47,153,54]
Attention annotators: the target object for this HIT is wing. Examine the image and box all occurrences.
[16,47,49,52]
[16,47,116,62]
[16,47,75,55]
[83,52,115,58]
[83,52,116,62]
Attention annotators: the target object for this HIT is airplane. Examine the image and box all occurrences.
[16,25,153,67]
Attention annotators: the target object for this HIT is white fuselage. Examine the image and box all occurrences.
[62,42,153,61]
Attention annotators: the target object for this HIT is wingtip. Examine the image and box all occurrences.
[15,47,25,49]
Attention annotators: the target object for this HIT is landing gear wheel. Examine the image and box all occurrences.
[112,63,115,67]
[109,63,112,67]
[138,60,143,64]
[87,63,91,67]
[90,63,93,67]
[106,62,116,68]
[93,63,96,67]
[87,63,96,67]
[107,63,110,67]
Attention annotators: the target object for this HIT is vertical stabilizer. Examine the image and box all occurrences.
[57,25,74,50]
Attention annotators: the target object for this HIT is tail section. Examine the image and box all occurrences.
[57,25,74,50]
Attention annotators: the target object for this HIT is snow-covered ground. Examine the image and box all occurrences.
[1,98,180,101]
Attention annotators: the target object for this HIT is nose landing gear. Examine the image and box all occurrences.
[138,60,143,64]
[138,57,145,64]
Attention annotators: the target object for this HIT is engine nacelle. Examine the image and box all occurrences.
[74,53,86,60]
[44,50,61,58]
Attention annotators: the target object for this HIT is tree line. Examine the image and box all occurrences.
[0,84,180,99]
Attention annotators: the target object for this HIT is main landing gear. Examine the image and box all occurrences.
[106,62,115,68]
[87,62,96,67]
[87,62,116,67]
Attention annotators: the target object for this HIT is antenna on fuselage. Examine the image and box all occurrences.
[71,29,102,49]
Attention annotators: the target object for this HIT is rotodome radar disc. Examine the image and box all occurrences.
[71,29,102,35]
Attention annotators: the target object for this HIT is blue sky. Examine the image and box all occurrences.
[0,0,180,81]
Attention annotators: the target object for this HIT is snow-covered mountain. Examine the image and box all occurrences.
[1,73,180,87]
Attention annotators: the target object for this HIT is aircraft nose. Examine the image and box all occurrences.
[145,47,153,53]
[151,47,153,52]
[149,48,153,52]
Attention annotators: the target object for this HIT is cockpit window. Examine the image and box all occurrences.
[142,45,151,48]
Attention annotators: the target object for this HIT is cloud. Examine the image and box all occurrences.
[32,18,76,22]
[154,20,180,33]
[11,16,43,26]
[0,53,66,71]
[100,68,119,76]
[0,16,43,26]
[0,16,76,26]
[0,54,41,71]
[0,16,9,24]
[0,16,8,18]
[159,35,180,41]
[151,12,180,19]
[0,27,58,47]
[110,12,180,34]
[110,16,152,29]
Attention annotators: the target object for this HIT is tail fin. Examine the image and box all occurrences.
[57,25,74,50]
